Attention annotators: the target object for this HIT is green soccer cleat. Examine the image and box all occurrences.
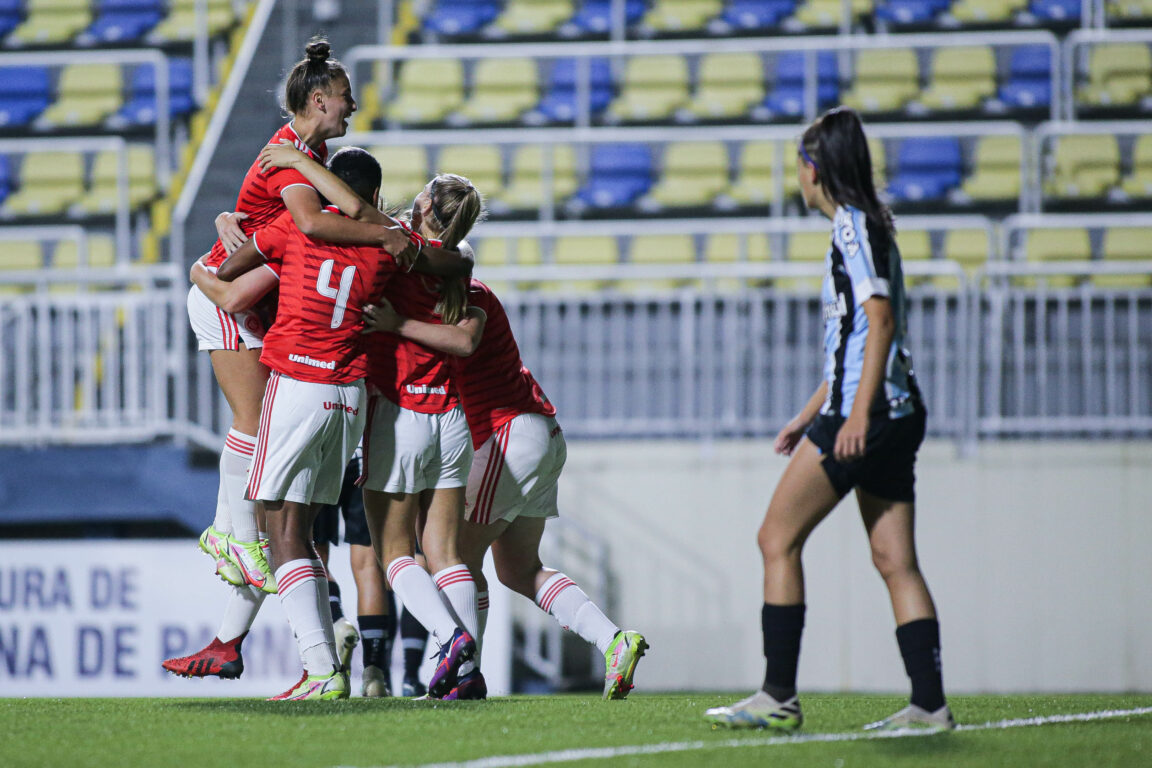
[333,616,360,674]
[199,526,244,587]
[603,630,648,700]
[704,690,803,730]
[225,537,277,594]
[268,668,349,701]
[863,704,956,732]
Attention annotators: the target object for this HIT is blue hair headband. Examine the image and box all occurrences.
[798,141,819,170]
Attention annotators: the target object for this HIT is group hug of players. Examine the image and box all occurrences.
[161,39,647,701]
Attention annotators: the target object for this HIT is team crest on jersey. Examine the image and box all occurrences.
[838,221,861,258]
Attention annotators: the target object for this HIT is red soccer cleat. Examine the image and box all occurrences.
[162,633,246,679]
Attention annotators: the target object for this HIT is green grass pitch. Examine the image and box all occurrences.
[3,693,1151,768]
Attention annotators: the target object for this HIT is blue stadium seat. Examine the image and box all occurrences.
[721,0,797,30]
[575,143,653,209]
[0,155,10,204]
[0,67,52,129]
[569,0,645,33]
[998,46,1051,109]
[1029,0,1081,21]
[84,0,165,44]
[761,51,838,119]
[534,57,612,122]
[875,0,950,24]
[0,0,21,39]
[112,58,194,126]
[887,137,963,202]
[423,0,501,35]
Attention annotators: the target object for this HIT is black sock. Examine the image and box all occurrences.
[358,614,392,669]
[896,618,946,712]
[400,607,429,677]
[761,603,805,702]
[328,581,344,622]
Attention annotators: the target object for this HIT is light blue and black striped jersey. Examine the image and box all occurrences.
[819,205,918,420]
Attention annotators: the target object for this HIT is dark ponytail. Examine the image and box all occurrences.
[800,107,894,233]
[284,37,347,116]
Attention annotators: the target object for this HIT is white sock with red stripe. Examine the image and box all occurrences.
[275,559,337,674]
[535,572,619,654]
[213,452,231,533]
[310,557,338,653]
[222,429,258,542]
[386,556,459,644]
[475,590,489,663]
[216,584,266,643]
[434,564,479,642]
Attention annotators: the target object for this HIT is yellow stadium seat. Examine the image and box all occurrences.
[454,58,539,125]
[919,46,996,112]
[898,229,932,287]
[1093,227,1152,288]
[368,146,429,210]
[703,233,772,289]
[868,137,888,188]
[9,0,92,46]
[642,0,724,31]
[778,230,830,291]
[37,63,123,129]
[647,141,729,209]
[1121,134,1152,199]
[961,136,1022,202]
[1044,135,1121,199]
[842,48,919,114]
[1021,228,1091,288]
[791,0,873,28]
[685,53,765,120]
[1,152,85,218]
[436,145,505,201]
[494,0,574,34]
[1107,0,1152,20]
[547,235,620,291]
[149,0,235,42]
[942,228,991,272]
[618,234,696,292]
[474,236,542,292]
[1077,43,1152,108]
[605,55,690,122]
[952,0,1027,22]
[0,240,45,294]
[73,146,156,216]
[51,235,118,293]
[385,60,465,124]
[497,144,578,211]
[352,62,389,130]
[724,141,800,207]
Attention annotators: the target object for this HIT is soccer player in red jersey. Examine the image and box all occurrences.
[362,279,648,700]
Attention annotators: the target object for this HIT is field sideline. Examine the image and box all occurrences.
[3,693,1151,767]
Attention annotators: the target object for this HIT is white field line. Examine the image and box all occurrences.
[341,706,1152,768]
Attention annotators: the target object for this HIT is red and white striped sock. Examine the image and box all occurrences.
[310,557,337,652]
[535,572,619,654]
[212,451,231,533]
[474,590,489,663]
[222,429,258,542]
[216,584,266,644]
[434,564,479,642]
[386,556,458,644]
[275,559,337,674]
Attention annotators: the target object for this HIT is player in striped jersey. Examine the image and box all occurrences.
[361,278,649,700]
[705,108,952,732]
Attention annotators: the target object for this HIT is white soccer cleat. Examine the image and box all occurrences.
[863,704,956,732]
[704,690,803,730]
[333,616,360,673]
[361,664,391,698]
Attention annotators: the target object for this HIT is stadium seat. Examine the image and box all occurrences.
[573,143,653,210]
[9,0,93,46]
[868,137,888,187]
[498,144,578,212]
[111,58,195,128]
[641,0,724,32]
[875,0,950,25]
[790,0,874,28]
[1107,0,1152,21]
[385,59,465,124]
[36,63,123,129]
[453,58,539,125]
[148,0,234,42]
[422,0,500,36]
[719,0,798,30]
[1077,43,1152,109]
[779,230,830,290]
[0,155,10,204]
[960,135,1021,202]
[532,58,612,123]
[1029,0,1081,21]
[368,146,429,209]
[0,67,52,129]
[72,145,156,215]
[645,141,730,209]
[684,53,764,120]
[998,46,1052,111]
[1,151,85,218]
[1021,228,1091,288]
[841,48,920,114]
[51,235,117,292]
[1120,134,1152,199]
[887,137,963,202]
[0,0,22,38]
[1093,227,1152,288]
[1044,135,1121,200]
[550,235,620,292]
[437,145,506,202]
[493,0,573,34]
[81,0,164,44]
[759,50,839,119]
[723,140,797,207]
[919,46,996,112]
[951,0,1026,23]
[941,228,991,272]
[567,0,646,34]
[474,236,542,292]
[0,241,45,294]
[619,234,696,292]
[705,233,772,263]
[605,55,690,122]
[899,229,933,262]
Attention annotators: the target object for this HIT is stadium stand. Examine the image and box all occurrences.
[0,65,52,128]
[80,0,166,45]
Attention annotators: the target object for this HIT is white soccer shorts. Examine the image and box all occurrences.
[187,283,266,351]
[361,396,473,494]
[247,371,367,506]
[465,413,566,525]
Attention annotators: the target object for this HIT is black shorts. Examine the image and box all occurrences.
[804,403,926,503]
[313,459,372,547]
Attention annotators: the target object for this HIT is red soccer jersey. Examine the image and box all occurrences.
[452,279,555,449]
[255,208,399,384]
[204,122,327,269]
